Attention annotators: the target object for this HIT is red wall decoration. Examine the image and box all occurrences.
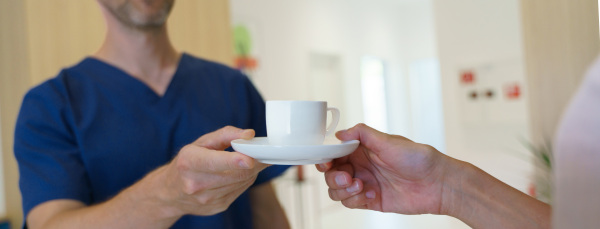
[504,83,521,99]
[461,70,475,84]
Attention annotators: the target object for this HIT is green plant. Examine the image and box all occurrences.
[522,138,553,204]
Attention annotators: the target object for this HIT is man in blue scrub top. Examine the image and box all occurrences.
[14,0,290,228]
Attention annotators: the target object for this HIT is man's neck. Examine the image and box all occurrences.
[94,21,180,96]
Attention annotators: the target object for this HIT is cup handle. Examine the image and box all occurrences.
[325,107,340,137]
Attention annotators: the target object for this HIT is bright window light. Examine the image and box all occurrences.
[360,56,388,133]
[409,59,445,152]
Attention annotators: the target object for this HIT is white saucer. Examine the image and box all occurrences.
[231,137,360,165]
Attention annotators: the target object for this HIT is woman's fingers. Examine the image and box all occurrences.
[340,189,377,209]
[328,178,363,201]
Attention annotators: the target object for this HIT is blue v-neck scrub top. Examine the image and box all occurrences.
[14,53,290,229]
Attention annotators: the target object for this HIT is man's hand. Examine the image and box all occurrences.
[27,126,268,229]
[156,126,269,216]
[316,123,450,215]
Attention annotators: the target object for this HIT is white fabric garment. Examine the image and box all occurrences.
[553,55,600,228]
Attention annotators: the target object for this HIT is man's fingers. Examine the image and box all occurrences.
[196,126,255,150]
[179,145,256,172]
[201,175,257,197]
[253,161,270,172]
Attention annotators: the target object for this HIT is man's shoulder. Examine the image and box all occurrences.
[24,58,94,102]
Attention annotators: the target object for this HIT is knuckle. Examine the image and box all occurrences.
[315,164,324,172]
[175,157,192,173]
[178,145,194,157]
[178,145,200,161]
[202,138,215,147]
[195,194,215,205]
[175,162,188,173]
[325,177,335,188]
[324,171,340,187]
[180,176,209,195]
[219,126,237,136]
[341,200,353,208]
[223,125,236,131]
[324,171,333,181]
[182,179,200,195]
[421,143,437,154]
[328,189,337,200]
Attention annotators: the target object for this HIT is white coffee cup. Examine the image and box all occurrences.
[266,100,340,145]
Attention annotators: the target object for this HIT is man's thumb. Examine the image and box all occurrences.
[196,126,255,150]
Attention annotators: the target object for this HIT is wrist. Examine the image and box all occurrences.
[439,156,474,218]
[438,157,551,229]
[126,165,184,222]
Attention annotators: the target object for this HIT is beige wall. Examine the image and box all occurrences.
[24,1,234,86]
[0,0,232,226]
[521,0,600,142]
[0,1,31,227]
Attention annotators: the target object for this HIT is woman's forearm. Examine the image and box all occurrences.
[441,160,551,229]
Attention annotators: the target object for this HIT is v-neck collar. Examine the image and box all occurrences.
[84,53,188,101]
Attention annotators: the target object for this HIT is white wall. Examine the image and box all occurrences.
[231,0,436,134]
[231,0,532,228]
[433,0,533,193]
[231,0,465,228]
[232,0,536,228]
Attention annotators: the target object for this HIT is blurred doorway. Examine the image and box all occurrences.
[409,59,445,152]
[360,56,389,133]
[309,52,348,129]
